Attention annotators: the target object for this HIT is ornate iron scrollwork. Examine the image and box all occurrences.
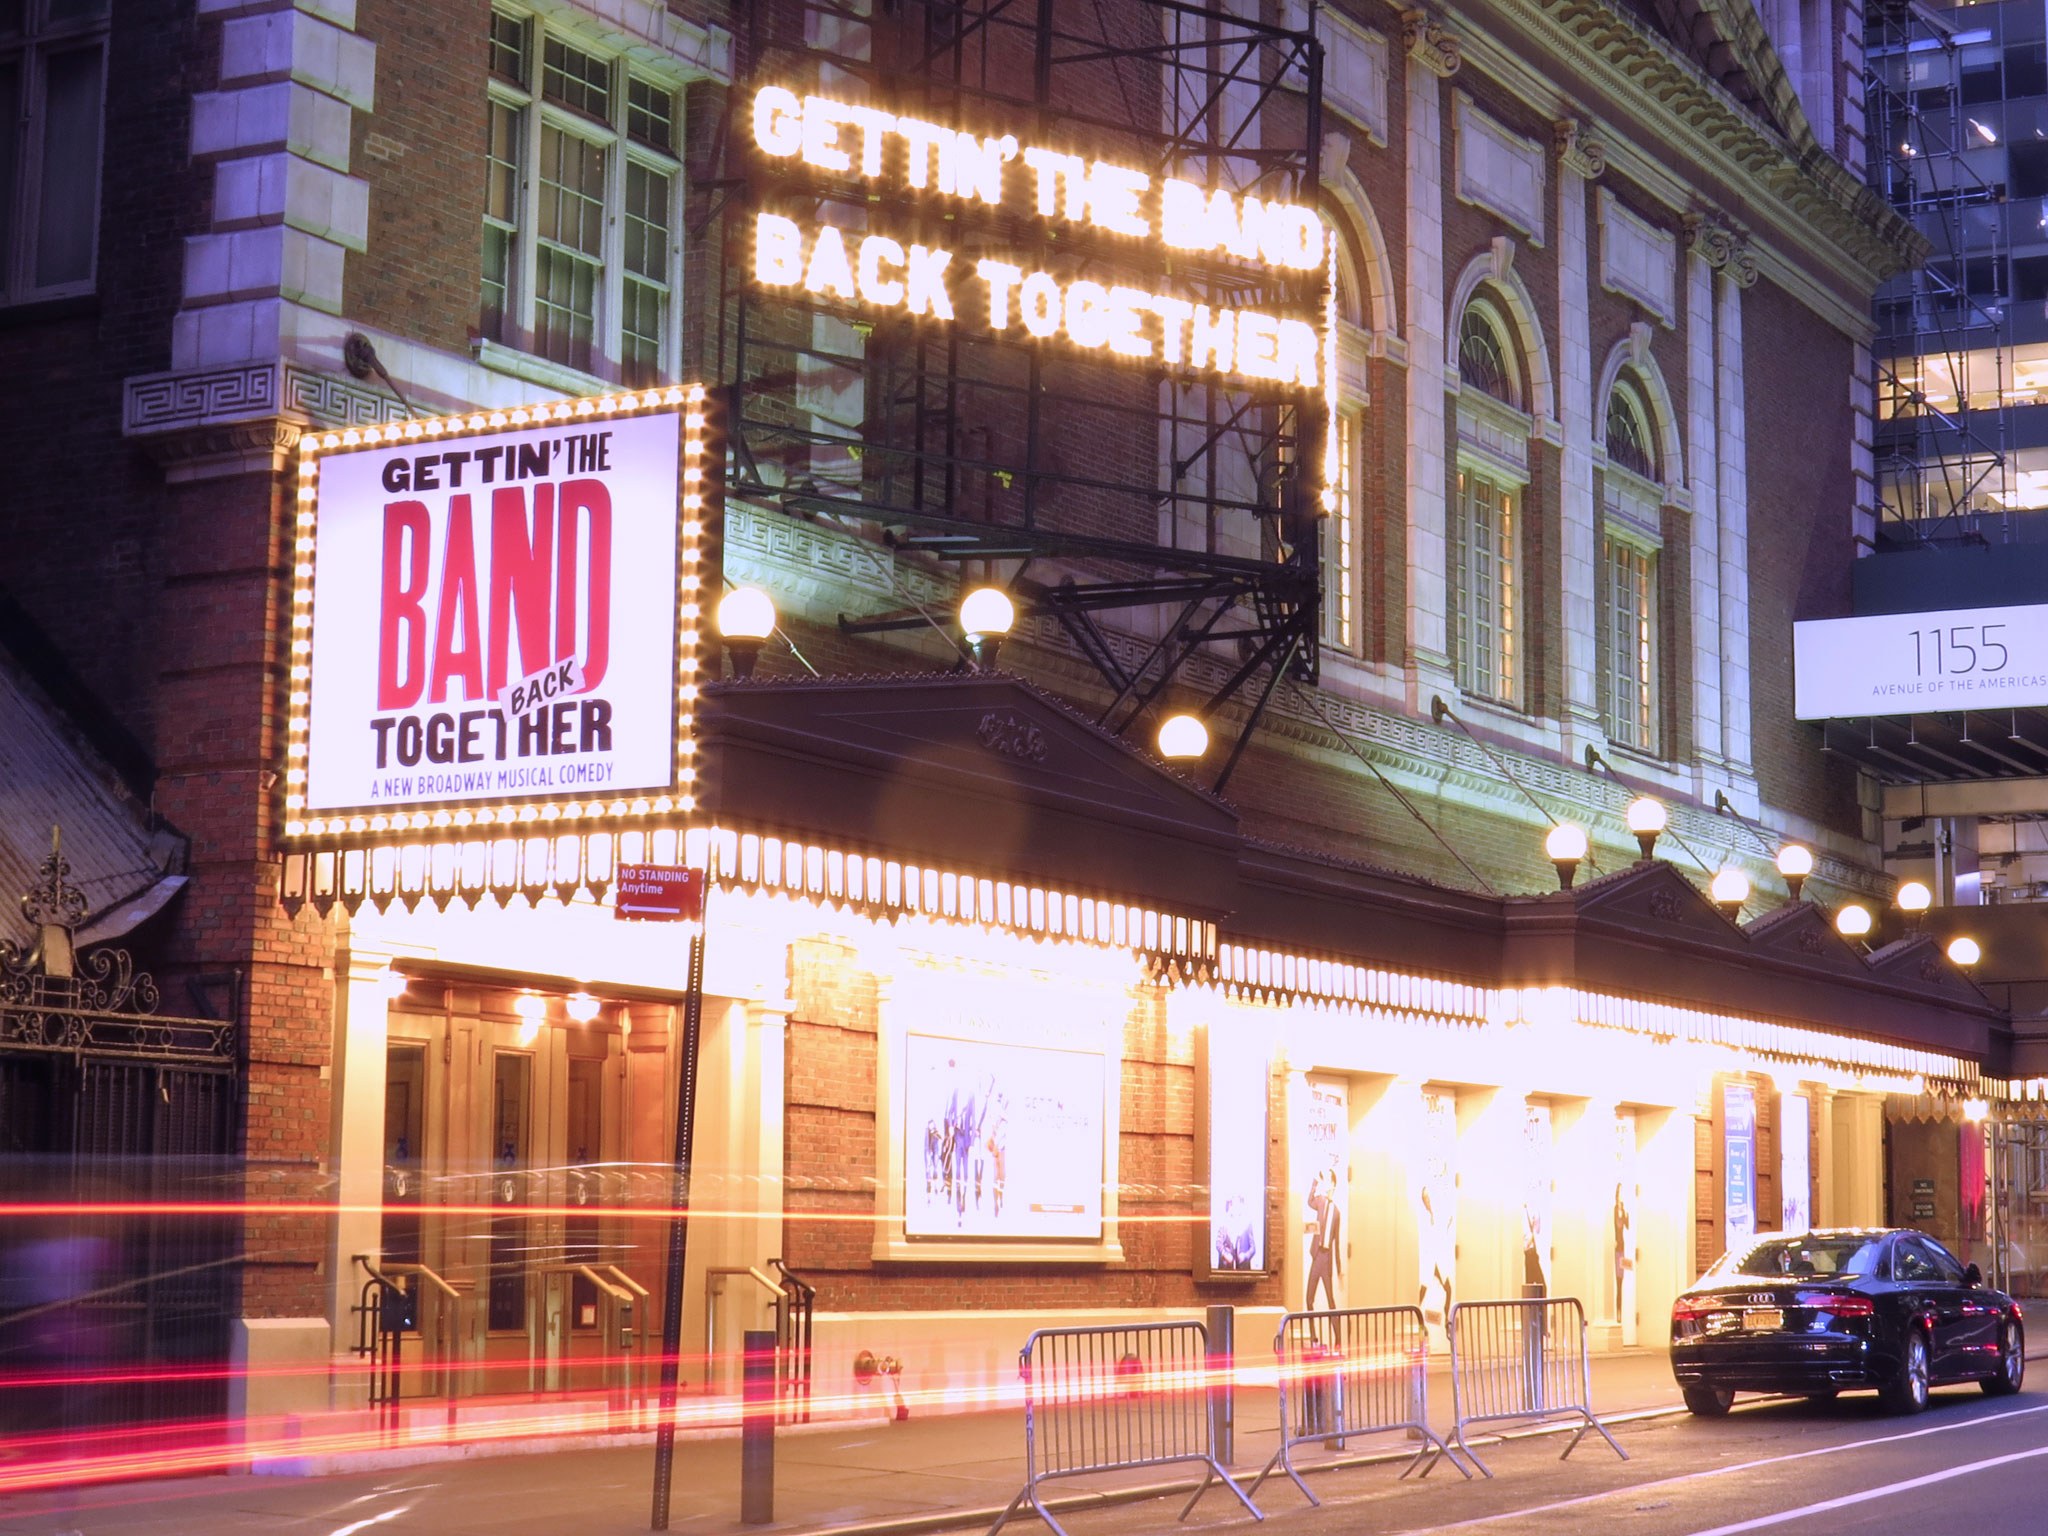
[0,827,231,1063]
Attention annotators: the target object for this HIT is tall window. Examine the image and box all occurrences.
[1453,299,1527,705]
[1602,381,1662,752]
[0,0,107,303]
[1453,466,1519,702]
[1322,412,1359,652]
[482,11,681,383]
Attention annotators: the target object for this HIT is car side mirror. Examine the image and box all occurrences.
[1965,1262,1984,1287]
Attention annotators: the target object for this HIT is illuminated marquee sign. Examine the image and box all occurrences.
[748,86,1326,392]
[282,388,710,843]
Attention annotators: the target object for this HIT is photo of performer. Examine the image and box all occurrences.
[1304,1168,1341,1310]
[1213,1195,1257,1271]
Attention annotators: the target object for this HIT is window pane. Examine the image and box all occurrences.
[485,100,521,224]
[627,76,675,152]
[623,161,668,280]
[541,36,610,120]
[487,1052,531,1333]
[1458,308,1513,403]
[481,101,521,339]
[538,125,604,257]
[34,45,102,288]
[488,10,527,83]
[622,278,662,387]
[534,245,597,371]
[1321,413,1357,651]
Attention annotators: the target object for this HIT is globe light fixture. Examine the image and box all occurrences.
[1947,935,1982,968]
[716,586,778,678]
[1835,903,1873,940]
[1625,797,1666,862]
[1964,1097,1991,1123]
[1156,713,1209,761]
[1545,822,1589,891]
[1775,843,1814,903]
[566,992,602,1024]
[959,586,1016,670]
[1897,879,1933,914]
[1710,866,1750,919]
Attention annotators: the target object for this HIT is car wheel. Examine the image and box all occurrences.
[1682,1383,1734,1417]
[1881,1328,1930,1414]
[1983,1322,2026,1397]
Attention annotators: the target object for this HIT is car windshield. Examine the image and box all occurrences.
[1707,1235,1885,1281]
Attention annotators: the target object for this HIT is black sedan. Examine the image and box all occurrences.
[1670,1228,2025,1416]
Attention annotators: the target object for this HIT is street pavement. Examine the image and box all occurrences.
[0,1351,2042,1536]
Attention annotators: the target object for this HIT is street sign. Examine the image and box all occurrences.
[615,865,704,921]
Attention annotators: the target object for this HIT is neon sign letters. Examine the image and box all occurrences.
[749,86,1325,391]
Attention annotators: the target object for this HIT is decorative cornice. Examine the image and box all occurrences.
[1401,8,1461,78]
[1473,0,1925,288]
[1554,117,1607,179]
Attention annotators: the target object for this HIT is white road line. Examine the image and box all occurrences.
[1683,1442,2048,1534]
[1412,1401,2048,1533]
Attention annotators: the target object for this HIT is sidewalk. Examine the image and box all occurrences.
[0,1349,1691,1536]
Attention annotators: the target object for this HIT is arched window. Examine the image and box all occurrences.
[1457,304,1516,405]
[1601,377,1664,753]
[1452,296,1528,705]
[1605,384,1657,481]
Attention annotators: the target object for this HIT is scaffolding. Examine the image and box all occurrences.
[1866,0,2013,546]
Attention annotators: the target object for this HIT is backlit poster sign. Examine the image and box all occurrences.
[1724,1083,1757,1256]
[903,1033,1104,1241]
[284,395,702,838]
[1794,603,2048,718]
[1303,1075,1348,1311]
[1201,1022,1269,1275]
[1781,1093,1811,1237]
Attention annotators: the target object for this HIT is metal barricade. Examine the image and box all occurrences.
[1250,1306,1467,1504]
[987,1320,1261,1536]
[1446,1297,1627,1477]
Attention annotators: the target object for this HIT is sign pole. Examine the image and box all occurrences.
[650,892,708,1530]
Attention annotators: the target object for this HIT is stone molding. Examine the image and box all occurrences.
[1401,8,1461,78]
[1553,117,1607,179]
[1684,214,1760,289]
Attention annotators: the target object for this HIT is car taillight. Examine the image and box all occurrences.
[1672,1295,1715,1321]
[1807,1294,1874,1318]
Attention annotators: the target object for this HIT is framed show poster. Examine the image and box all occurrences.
[1302,1075,1349,1310]
[1195,1020,1270,1278]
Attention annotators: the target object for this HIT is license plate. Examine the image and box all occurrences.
[1743,1308,1784,1332]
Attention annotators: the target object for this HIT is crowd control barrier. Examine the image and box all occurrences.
[1446,1297,1628,1477]
[986,1320,1261,1536]
[1250,1305,1466,1503]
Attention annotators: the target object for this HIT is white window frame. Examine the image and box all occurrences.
[482,9,686,386]
[1601,513,1659,754]
[1599,382,1664,754]
[1452,451,1524,708]
[1321,410,1360,653]
[0,0,108,305]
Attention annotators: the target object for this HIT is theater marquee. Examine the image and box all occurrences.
[281,388,709,843]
